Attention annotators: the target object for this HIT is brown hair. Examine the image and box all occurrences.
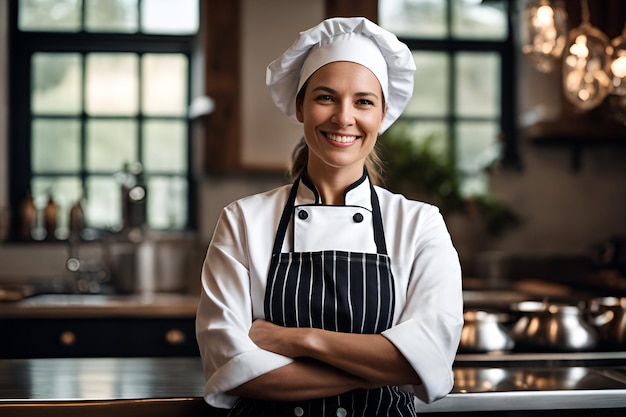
[288,80,386,186]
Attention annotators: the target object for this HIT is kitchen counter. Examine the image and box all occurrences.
[0,294,201,358]
[0,293,199,318]
[0,357,219,417]
[1,357,626,416]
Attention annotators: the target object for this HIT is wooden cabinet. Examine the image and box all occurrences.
[0,317,199,358]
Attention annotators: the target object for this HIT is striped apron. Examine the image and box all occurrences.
[229,177,417,417]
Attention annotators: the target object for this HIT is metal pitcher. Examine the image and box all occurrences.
[460,310,515,353]
[512,301,599,352]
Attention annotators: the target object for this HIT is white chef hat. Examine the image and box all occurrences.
[266,17,416,133]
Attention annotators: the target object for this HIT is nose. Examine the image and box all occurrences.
[331,101,354,127]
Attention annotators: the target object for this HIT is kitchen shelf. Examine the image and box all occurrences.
[522,120,626,171]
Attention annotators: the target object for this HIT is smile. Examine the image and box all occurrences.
[325,132,359,143]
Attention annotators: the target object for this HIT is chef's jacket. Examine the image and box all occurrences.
[195,175,464,408]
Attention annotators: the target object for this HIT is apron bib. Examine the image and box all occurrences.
[229,177,417,417]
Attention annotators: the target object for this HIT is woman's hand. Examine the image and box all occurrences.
[249,318,305,358]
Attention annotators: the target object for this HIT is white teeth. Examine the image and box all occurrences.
[326,133,357,143]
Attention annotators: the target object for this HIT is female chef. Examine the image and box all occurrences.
[195,17,464,417]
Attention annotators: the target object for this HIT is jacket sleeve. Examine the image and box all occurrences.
[382,204,464,404]
[195,203,293,409]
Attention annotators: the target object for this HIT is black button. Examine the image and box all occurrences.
[353,213,364,223]
[298,210,309,220]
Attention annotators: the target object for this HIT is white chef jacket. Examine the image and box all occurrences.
[195,176,464,408]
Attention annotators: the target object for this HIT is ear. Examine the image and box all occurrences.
[379,104,388,131]
[296,100,304,123]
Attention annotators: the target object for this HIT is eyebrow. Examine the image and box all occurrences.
[311,85,380,100]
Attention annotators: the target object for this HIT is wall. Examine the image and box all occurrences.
[200,0,626,274]
[479,1,626,260]
[196,0,323,240]
[1,0,624,283]
[240,0,323,169]
[0,0,323,285]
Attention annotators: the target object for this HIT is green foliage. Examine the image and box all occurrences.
[378,128,520,237]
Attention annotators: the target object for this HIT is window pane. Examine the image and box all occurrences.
[19,0,82,32]
[31,176,82,234]
[452,0,507,40]
[85,0,138,33]
[147,176,187,229]
[143,120,187,173]
[455,52,500,118]
[142,54,188,116]
[141,0,198,34]
[379,0,446,38]
[86,53,139,115]
[86,176,121,229]
[32,53,82,115]
[387,120,450,161]
[455,121,500,196]
[456,121,500,171]
[405,52,449,117]
[32,119,81,172]
[86,120,137,171]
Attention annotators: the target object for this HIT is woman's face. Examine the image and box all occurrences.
[296,61,386,180]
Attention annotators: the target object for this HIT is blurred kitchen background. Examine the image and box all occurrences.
[0,0,624,306]
[2,3,626,414]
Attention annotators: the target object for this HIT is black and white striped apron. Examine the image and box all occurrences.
[229,177,417,417]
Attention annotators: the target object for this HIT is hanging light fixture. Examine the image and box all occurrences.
[608,24,626,96]
[607,24,626,124]
[522,0,568,73]
[523,0,626,114]
[561,0,611,111]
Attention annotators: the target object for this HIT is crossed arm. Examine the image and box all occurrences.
[226,319,421,401]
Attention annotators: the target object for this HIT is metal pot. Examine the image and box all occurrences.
[511,301,599,352]
[459,310,515,353]
[588,297,626,348]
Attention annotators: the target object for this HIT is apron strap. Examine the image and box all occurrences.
[370,182,388,255]
[271,177,300,256]
[270,176,388,255]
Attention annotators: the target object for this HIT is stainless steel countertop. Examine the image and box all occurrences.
[0,293,199,318]
[417,366,626,412]
[1,357,626,413]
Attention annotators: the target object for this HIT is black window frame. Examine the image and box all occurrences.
[389,0,520,174]
[7,0,198,241]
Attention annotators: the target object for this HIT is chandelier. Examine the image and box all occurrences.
[522,0,626,121]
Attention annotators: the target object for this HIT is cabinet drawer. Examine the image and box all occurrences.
[0,318,199,358]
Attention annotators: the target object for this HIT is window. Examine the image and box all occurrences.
[379,0,517,196]
[8,0,198,240]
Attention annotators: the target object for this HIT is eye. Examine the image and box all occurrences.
[356,98,374,106]
[315,94,334,102]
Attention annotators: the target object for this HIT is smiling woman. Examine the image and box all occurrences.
[294,62,386,202]
[195,16,463,417]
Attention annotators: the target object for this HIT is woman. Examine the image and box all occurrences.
[196,17,463,417]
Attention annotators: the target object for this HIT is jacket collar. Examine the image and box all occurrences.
[296,168,373,209]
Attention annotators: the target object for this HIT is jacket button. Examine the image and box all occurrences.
[336,407,347,417]
[298,210,308,220]
[294,406,304,416]
[353,212,364,223]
